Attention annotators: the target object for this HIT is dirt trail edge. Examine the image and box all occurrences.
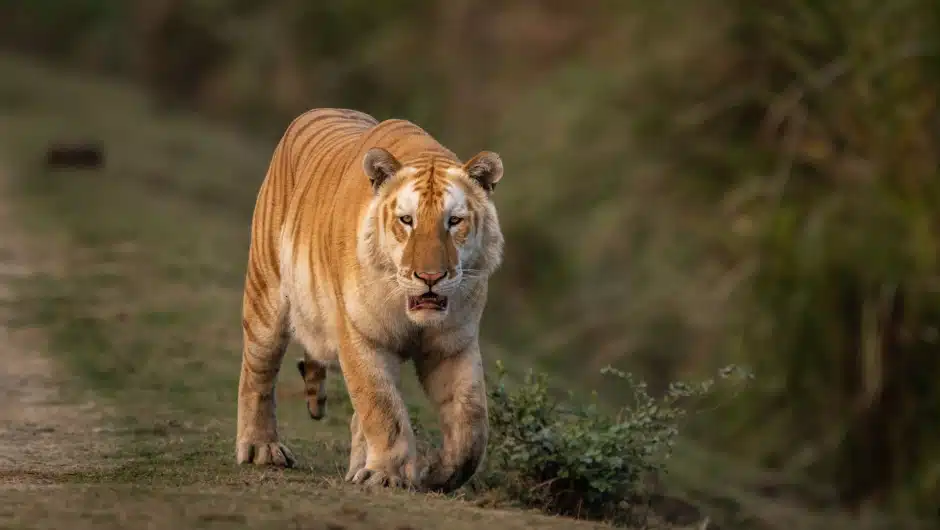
[0,164,112,485]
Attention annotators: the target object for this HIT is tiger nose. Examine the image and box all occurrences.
[414,270,447,287]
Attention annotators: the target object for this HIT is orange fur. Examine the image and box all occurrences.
[235,108,505,493]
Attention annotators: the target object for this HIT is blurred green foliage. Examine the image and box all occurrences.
[3,0,940,521]
[639,0,940,515]
[474,361,751,526]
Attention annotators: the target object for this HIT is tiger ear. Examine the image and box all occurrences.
[363,147,402,191]
[463,151,503,193]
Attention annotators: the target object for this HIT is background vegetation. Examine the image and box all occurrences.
[1,0,938,528]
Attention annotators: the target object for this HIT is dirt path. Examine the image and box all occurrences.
[0,167,111,482]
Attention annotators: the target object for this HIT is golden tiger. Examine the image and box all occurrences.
[235,108,505,493]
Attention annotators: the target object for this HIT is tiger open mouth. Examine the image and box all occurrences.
[408,292,448,311]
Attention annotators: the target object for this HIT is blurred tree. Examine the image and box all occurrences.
[641,0,940,515]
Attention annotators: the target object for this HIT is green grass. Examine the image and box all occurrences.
[0,483,612,530]
[0,54,620,529]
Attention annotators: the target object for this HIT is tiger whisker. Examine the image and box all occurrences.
[381,283,405,306]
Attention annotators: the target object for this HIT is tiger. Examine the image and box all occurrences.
[235,108,505,494]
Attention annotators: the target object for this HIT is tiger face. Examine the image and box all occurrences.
[360,148,504,326]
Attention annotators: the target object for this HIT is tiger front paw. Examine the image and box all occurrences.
[235,439,296,468]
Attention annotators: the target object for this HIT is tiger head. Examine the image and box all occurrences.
[359,148,505,326]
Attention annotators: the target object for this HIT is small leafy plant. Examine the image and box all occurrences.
[474,361,751,525]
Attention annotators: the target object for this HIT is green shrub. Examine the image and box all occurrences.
[474,360,752,525]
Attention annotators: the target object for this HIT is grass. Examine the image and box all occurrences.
[1,484,607,530]
[0,54,619,529]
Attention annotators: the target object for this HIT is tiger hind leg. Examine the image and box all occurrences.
[296,352,328,421]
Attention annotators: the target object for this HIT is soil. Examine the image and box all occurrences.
[0,166,112,485]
